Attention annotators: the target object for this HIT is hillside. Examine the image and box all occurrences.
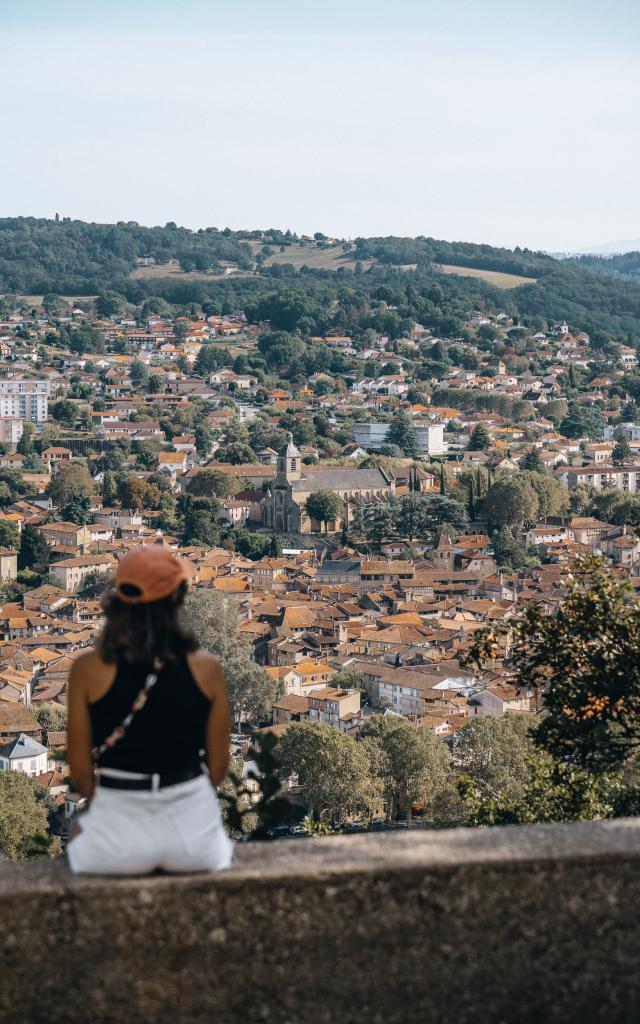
[2,216,640,336]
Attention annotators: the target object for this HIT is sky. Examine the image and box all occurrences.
[1,0,639,252]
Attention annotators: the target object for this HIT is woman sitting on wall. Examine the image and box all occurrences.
[66,546,233,874]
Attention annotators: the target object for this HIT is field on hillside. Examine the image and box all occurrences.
[250,241,375,272]
[16,295,97,305]
[129,264,250,282]
[435,264,537,289]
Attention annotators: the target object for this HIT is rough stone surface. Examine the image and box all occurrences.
[3,819,640,1023]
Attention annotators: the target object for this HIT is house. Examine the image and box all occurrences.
[0,732,49,776]
[0,546,17,580]
[93,508,144,530]
[38,522,94,548]
[158,451,190,476]
[49,554,116,592]
[308,687,362,733]
[41,446,73,470]
[525,526,570,548]
[472,684,531,716]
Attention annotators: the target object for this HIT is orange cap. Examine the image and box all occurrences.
[115,546,194,605]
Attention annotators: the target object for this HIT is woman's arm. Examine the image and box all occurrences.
[205,661,231,787]
[67,658,95,799]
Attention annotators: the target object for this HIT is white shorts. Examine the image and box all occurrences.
[67,770,233,875]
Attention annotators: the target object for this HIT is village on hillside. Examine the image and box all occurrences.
[1,290,639,837]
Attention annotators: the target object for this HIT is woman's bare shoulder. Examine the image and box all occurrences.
[186,648,226,698]
[69,649,115,690]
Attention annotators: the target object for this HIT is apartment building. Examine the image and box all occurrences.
[560,465,640,493]
[0,380,49,422]
[353,421,446,456]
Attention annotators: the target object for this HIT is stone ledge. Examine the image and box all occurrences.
[3,819,640,1023]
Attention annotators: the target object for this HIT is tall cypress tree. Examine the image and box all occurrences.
[439,462,446,496]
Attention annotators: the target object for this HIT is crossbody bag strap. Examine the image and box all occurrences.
[91,658,164,763]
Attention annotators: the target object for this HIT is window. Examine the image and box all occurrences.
[290,458,297,471]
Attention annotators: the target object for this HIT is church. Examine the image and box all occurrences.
[262,434,395,534]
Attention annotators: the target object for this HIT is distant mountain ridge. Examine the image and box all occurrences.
[575,239,640,257]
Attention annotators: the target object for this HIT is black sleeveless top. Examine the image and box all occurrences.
[89,656,211,773]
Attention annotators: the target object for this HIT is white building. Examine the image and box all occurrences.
[560,465,640,493]
[0,380,49,422]
[604,423,640,441]
[0,732,48,776]
[353,422,446,456]
[0,417,24,444]
[473,685,531,716]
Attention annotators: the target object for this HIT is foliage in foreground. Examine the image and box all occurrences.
[462,555,640,824]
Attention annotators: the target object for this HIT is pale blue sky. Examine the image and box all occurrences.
[1,1,638,251]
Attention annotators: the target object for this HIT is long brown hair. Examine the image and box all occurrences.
[97,580,198,664]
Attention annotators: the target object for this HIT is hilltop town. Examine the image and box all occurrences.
[2,222,640,841]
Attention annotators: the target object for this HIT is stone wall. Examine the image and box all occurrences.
[2,819,640,1024]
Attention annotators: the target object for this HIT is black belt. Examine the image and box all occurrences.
[98,766,204,791]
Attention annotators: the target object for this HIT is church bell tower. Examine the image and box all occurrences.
[278,432,301,481]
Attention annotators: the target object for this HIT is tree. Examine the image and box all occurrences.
[179,494,220,546]
[0,518,19,550]
[42,292,66,316]
[467,424,492,451]
[277,723,382,824]
[412,495,469,536]
[385,412,419,458]
[95,290,127,318]
[521,448,542,472]
[63,494,93,525]
[183,589,280,729]
[492,525,530,570]
[0,771,60,861]
[194,424,214,458]
[467,555,640,776]
[483,475,539,528]
[459,747,619,827]
[560,405,605,440]
[19,525,51,572]
[47,462,94,507]
[32,701,67,740]
[352,501,395,546]
[183,588,246,664]
[454,716,536,804]
[225,657,282,730]
[117,477,161,511]
[102,469,117,506]
[360,715,450,824]
[526,471,570,518]
[305,490,344,534]
[16,422,35,456]
[216,442,257,465]
[612,436,632,466]
[51,399,77,427]
[187,470,244,499]
[396,493,427,541]
[130,360,149,386]
[330,667,366,690]
[268,534,283,557]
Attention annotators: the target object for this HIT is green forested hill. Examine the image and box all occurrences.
[2,216,640,338]
[0,217,252,294]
